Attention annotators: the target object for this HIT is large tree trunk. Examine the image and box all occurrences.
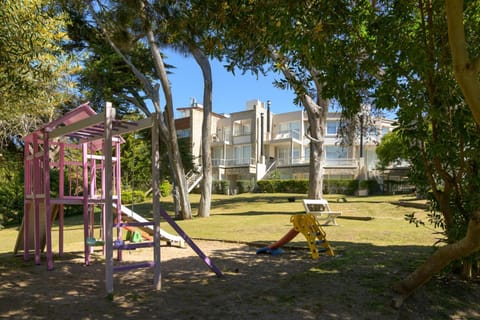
[145,28,192,219]
[271,47,328,200]
[392,211,480,308]
[191,46,212,218]
[303,95,328,199]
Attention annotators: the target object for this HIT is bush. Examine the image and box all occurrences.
[213,180,231,194]
[122,190,146,204]
[159,180,172,197]
[256,179,377,195]
[220,180,230,194]
[236,180,253,193]
[324,179,358,195]
[257,179,308,193]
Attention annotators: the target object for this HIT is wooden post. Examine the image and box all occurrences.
[82,143,89,265]
[59,142,65,256]
[23,138,31,261]
[104,102,115,295]
[33,133,41,265]
[152,112,162,290]
[43,130,53,270]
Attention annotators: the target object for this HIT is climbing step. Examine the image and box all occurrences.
[290,213,334,258]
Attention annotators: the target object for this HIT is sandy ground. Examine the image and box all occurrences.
[1,239,479,320]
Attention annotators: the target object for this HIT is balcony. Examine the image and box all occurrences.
[269,130,302,146]
[211,133,231,145]
[212,158,255,167]
[324,158,358,168]
[275,157,359,168]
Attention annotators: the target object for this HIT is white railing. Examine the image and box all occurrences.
[185,167,203,192]
[212,158,255,167]
[275,158,358,167]
[324,158,358,167]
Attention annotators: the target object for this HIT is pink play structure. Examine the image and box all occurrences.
[15,102,222,293]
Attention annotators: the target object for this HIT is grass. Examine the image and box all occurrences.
[2,193,480,319]
[0,193,436,253]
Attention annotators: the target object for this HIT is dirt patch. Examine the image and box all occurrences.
[1,240,479,319]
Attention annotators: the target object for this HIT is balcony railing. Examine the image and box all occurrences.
[273,129,301,141]
[212,156,361,168]
[275,158,358,167]
[212,158,255,167]
[324,158,358,167]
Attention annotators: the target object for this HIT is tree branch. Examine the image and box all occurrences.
[88,2,157,105]
[446,0,480,124]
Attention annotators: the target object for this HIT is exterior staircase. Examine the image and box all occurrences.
[186,167,203,192]
[258,159,278,181]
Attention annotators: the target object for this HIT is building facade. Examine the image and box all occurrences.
[176,99,402,192]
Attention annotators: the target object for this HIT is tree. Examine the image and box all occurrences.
[375,131,407,170]
[218,1,375,198]
[152,1,225,218]
[67,0,194,219]
[0,0,78,145]
[365,0,480,306]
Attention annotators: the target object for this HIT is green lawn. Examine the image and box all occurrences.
[2,193,479,319]
[0,193,437,254]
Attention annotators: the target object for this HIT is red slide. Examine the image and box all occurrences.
[256,228,299,256]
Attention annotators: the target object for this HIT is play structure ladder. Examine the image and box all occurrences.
[291,213,334,258]
[256,213,334,259]
[113,203,185,247]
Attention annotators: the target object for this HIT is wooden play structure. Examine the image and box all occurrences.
[15,102,222,293]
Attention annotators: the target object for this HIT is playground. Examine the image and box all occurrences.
[2,193,480,319]
[1,103,480,319]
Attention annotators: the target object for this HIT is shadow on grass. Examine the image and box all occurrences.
[1,241,478,320]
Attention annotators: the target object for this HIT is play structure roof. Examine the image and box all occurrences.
[24,102,153,150]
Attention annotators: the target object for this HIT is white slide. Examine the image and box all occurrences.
[114,204,185,247]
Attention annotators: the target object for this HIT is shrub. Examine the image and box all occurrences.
[122,190,146,204]
[159,180,172,197]
[236,180,253,193]
[212,180,231,194]
[257,178,373,195]
[220,180,230,194]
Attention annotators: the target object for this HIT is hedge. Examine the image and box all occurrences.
[257,179,376,195]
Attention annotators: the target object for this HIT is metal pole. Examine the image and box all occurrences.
[260,113,264,158]
[359,114,364,158]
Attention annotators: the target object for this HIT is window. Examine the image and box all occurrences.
[278,121,300,139]
[233,120,251,136]
[326,121,340,136]
[176,128,191,138]
[325,146,350,159]
[234,144,251,164]
[304,146,310,160]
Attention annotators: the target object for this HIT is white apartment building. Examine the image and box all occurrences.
[176,99,400,189]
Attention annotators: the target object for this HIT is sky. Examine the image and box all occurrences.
[163,49,299,116]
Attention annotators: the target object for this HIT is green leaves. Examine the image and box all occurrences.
[0,0,77,144]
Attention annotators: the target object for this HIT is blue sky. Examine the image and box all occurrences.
[163,49,300,116]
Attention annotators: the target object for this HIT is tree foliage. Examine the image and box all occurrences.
[216,1,377,198]
[366,0,480,305]
[0,0,79,145]
[375,131,407,169]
